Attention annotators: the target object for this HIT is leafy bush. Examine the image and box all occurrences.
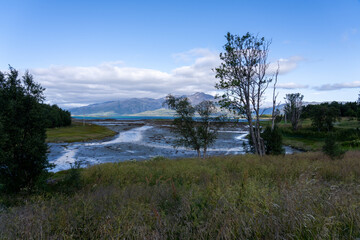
[280,127,327,139]
[322,135,345,159]
[262,126,284,155]
[309,104,340,132]
[0,67,50,193]
[342,139,360,148]
[334,128,360,141]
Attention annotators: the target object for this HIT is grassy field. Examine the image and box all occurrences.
[46,120,117,143]
[1,152,360,239]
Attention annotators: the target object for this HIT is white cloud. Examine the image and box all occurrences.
[172,48,215,62]
[314,81,360,91]
[268,56,304,75]
[277,82,308,89]
[30,50,302,108]
[32,51,220,108]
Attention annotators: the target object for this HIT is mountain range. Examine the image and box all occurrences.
[70,92,215,117]
[69,92,324,117]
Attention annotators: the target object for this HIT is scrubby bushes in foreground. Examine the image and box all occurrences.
[1,152,360,239]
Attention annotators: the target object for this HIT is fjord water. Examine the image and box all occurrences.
[48,120,297,172]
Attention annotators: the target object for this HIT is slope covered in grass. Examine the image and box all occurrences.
[46,120,116,143]
[1,152,360,239]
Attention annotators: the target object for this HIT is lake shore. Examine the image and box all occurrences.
[47,119,301,172]
[47,119,250,172]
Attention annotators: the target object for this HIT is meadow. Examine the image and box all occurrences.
[1,152,360,239]
[46,120,117,143]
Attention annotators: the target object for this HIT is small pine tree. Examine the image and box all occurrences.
[322,135,345,160]
[262,125,284,155]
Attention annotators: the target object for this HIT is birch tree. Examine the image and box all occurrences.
[284,93,303,130]
[164,95,218,158]
[215,32,272,156]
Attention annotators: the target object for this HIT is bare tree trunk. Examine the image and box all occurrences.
[197,149,201,158]
[203,147,207,159]
[272,62,280,131]
[255,109,265,156]
[246,106,259,155]
[254,79,265,156]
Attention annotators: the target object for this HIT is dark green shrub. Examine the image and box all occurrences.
[0,68,50,193]
[322,135,345,159]
[262,126,284,155]
[341,139,360,148]
[334,128,360,141]
[60,162,83,193]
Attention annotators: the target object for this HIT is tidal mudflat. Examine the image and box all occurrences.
[47,120,297,172]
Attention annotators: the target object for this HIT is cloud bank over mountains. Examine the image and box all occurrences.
[30,49,311,108]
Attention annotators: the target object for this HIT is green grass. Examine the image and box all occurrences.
[334,117,360,129]
[1,152,360,239]
[282,135,323,151]
[46,120,117,143]
[263,118,360,151]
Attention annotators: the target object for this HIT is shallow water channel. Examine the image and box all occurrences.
[47,121,297,172]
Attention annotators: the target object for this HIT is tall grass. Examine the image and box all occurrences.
[1,152,360,239]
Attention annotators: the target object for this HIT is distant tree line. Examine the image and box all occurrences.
[41,103,71,128]
[302,101,360,119]
[301,101,360,132]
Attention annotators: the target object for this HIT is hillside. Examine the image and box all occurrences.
[70,92,215,117]
[70,92,326,118]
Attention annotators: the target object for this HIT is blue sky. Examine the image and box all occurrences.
[1,0,360,108]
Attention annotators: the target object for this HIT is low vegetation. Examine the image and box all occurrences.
[261,117,360,152]
[1,152,360,239]
[46,120,117,143]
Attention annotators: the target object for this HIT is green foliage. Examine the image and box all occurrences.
[284,93,303,130]
[164,95,218,158]
[195,101,218,157]
[342,139,360,148]
[59,161,83,193]
[334,127,360,141]
[322,135,345,159]
[165,95,200,154]
[261,126,284,155]
[42,103,71,128]
[309,104,340,131]
[302,101,359,119]
[214,32,272,156]
[0,67,50,193]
